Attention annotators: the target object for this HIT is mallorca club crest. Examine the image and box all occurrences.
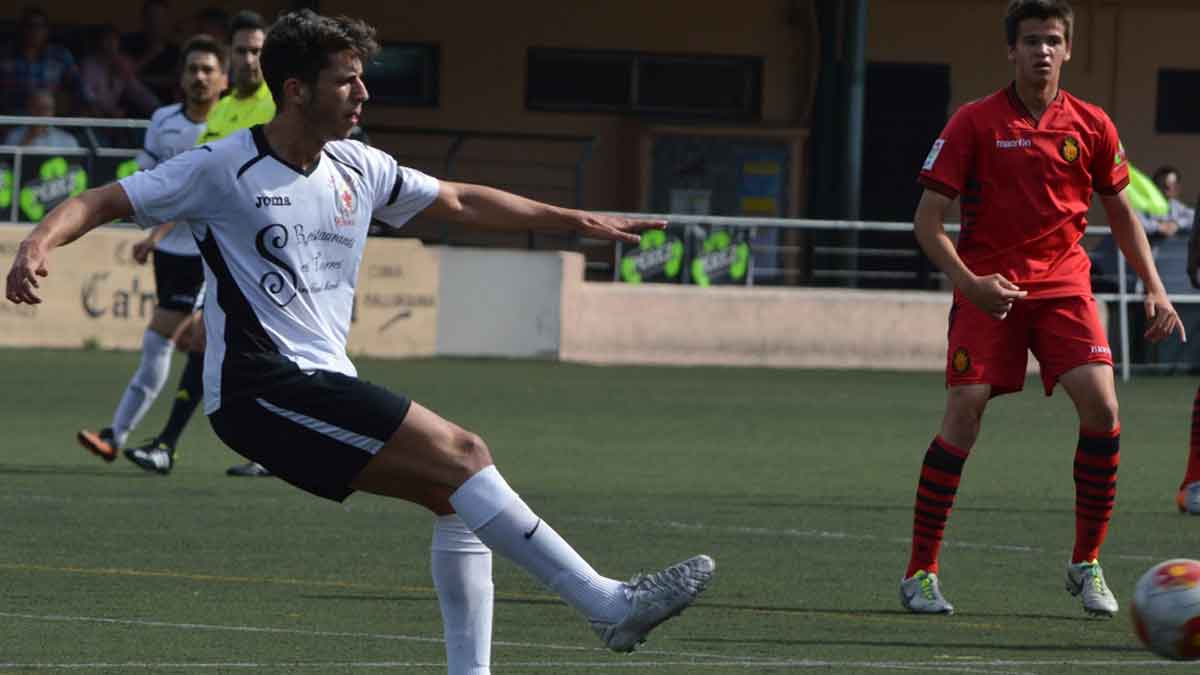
[952,347,971,375]
[1060,136,1080,163]
[330,173,356,227]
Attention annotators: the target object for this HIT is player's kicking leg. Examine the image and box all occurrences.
[347,402,715,653]
[900,384,990,615]
[1058,363,1120,618]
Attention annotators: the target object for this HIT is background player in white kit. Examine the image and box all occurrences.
[77,35,227,470]
[8,11,714,674]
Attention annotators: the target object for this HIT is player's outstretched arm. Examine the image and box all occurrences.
[1101,190,1185,343]
[913,188,1025,319]
[5,183,134,305]
[422,181,666,244]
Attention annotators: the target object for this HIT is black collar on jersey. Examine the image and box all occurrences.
[248,124,321,178]
[1005,81,1063,127]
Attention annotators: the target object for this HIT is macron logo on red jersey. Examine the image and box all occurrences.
[995,138,1032,149]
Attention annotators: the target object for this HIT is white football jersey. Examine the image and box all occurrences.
[136,103,207,256]
[119,126,440,413]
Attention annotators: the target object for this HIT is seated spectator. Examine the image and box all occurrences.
[123,0,180,103]
[82,24,160,118]
[3,89,80,148]
[0,6,92,114]
[1144,166,1195,241]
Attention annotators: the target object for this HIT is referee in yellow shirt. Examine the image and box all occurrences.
[198,11,276,145]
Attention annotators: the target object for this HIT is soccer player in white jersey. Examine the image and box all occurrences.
[6,11,714,673]
[77,35,227,470]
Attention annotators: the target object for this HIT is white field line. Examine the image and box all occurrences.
[3,613,1194,672]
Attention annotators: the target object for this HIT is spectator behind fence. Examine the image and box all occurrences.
[123,0,180,103]
[82,24,160,119]
[1143,165,1195,240]
[0,6,92,115]
[3,89,80,148]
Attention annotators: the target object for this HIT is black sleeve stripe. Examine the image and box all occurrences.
[387,170,403,206]
[142,148,160,161]
[200,145,213,152]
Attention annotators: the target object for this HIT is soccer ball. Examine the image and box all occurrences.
[1131,558,1200,660]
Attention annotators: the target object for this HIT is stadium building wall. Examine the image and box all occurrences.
[28,0,1200,217]
[869,0,1200,231]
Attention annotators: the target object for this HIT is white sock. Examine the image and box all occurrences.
[431,515,493,675]
[449,466,630,624]
[111,329,173,446]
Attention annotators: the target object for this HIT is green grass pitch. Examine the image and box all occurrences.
[1,347,1198,673]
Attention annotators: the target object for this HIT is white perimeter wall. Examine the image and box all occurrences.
[437,248,979,370]
[435,247,565,358]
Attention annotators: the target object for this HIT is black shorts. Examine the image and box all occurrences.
[208,371,412,502]
[152,249,205,312]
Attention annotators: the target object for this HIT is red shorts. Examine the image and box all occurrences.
[945,294,1113,396]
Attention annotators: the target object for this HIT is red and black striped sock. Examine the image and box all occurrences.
[906,435,970,578]
[1183,386,1200,490]
[1072,426,1120,564]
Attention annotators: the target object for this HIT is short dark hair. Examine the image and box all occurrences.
[261,10,378,104]
[229,10,266,38]
[179,33,228,70]
[1004,0,1073,46]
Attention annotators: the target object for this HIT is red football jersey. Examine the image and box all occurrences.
[919,84,1128,299]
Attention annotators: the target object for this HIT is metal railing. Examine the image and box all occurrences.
[1,115,147,223]
[606,212,1195,382]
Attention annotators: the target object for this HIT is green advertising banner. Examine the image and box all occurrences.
[690,228,751,287]
[17,155,88,222]
[619,228,685,284]
[0,161,12,213]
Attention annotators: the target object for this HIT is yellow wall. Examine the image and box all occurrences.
[870,0,1200,225]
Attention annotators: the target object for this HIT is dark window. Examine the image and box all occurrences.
[527,48,761,120]
[635,55,760,117]
[364,43,439,106]
[528,50,632,109]
[1156,69,1200,133]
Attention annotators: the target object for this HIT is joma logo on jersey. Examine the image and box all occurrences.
[255,194,292,208]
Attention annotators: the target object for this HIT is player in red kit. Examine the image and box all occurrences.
[900,0,1184,618]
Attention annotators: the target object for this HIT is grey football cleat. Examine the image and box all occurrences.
[591,554,715,653]
[1066,559,1118,618]
[124,440,174,475]
[900,570,955,614]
